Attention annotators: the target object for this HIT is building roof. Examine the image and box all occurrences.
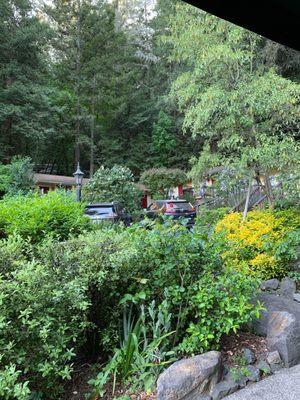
[34,173,90,186]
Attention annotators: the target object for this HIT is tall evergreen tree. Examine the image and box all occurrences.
[0,0,54,163]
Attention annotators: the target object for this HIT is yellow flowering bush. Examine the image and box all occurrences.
[250,253,286,278]
[215,210,297,279]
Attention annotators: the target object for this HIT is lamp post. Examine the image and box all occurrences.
[73,162,84,202]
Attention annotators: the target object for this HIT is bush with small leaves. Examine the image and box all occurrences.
[0,190,90,242]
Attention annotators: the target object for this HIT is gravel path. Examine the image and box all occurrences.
[224,365,300,400]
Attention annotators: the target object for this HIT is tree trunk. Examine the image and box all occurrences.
[90,76,96,177]
[74,0,81,167]
[262,174,275,208]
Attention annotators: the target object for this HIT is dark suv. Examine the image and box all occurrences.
[84,203,132,226]
[145,199,196,227]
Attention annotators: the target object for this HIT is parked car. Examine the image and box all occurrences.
[84,202,132,226]
[145,199,196,227]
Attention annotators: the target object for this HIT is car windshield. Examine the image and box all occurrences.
[85,206,114,216]
[166,202,193,211]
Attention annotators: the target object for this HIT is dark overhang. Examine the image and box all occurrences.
[184,1,300,51]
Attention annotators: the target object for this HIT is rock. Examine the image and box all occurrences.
[260,279,279,291]
[294,293,300,303]
[237,376,249,388]
[252,292,300,336]
[270,363,283,373]
[245,365,261,382]
[267,311,300,367]
[280,278,296,298]
[266,351,283,373]
[257,360,271,375]
[222,365,230,379]
[211,380,239,400]
[157,351,222,400]
[266,350,282,365]
[242,348,256,364]
[225,370,248,388]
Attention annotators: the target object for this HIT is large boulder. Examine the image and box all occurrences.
[252,281,300,368]
[252,292,300,336]
[267,311,300,367]
[157,351,222,400]
[260,279,279,291]
[280,278,296,299]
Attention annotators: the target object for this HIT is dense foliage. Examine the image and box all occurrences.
[0,0,54,164]
[0,191,90,242]
[0,210,265,398]
[0,0,299,398]
[2,0,298,178]
[140,167,188,197]
[0,156,34,197]
[82,165,142,212]
[0,251,90,398]
[0,188,298,398]
[215,209,300,279]
[165,2,300,206]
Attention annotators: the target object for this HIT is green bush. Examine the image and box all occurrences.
[179,270,261,354]
[195,207,229,235]
[139,167,187,197]
[82,165,142,213]
[0,217,264,398]
[0,191,90,242]
[0,236,91,398]
[0,234,28,275]
[0,365,30,400]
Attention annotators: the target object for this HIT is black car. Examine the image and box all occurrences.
[84,203,132,226]
[145,199,196,227]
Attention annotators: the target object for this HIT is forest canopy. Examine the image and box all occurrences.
[0,0,299,180]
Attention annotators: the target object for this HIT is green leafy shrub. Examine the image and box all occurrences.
[82,165,142,213]
[0,191,90,242]
[195,207,229,235]
[139,168,187,197]
[179,270,261,354]
[0,217,264,398]
[0,237,91,398]
[0,365,30,400]
[0,234,28,274]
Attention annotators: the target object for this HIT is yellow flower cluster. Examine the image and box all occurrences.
[250,253,286,278]
[216,211,283,248]
[215,210,287,279]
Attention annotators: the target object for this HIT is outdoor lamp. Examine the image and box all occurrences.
[73,162,84,201]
